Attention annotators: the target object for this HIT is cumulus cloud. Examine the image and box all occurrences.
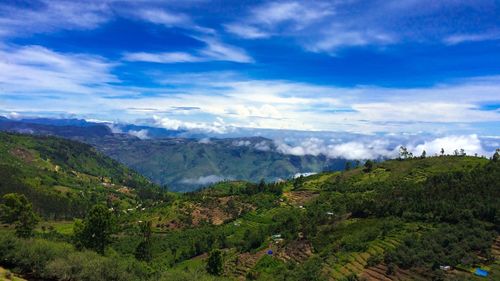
[180,175,229,185]
[106,124,123,134]
[409,134,487,156]
[275,138,397,160]
[254,140,271,151]
[233,140,251,146]
[293,172,317,179]
[128,129,150,140]
[198,138,211,144]
[152,115,229,134]
[273,134,491,160]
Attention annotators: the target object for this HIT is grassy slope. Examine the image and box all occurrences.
[0,132,154,218]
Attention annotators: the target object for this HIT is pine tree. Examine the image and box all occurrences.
[135,221,153,262]
[206,249,223,275]
[73,204,115,254]
[364,160,374,172]
[421,150,427,158]
[493,149,500,162]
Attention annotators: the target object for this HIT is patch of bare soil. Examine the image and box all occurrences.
[226,246,271,280]
[360,263,430,281]
[275,239,313,264]
[9,147,34,163]
[284,191,319,206]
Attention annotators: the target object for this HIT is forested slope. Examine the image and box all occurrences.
[0,132,158,218]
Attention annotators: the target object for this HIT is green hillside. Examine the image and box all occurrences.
[0,132,159,218]
[0,134,498,281]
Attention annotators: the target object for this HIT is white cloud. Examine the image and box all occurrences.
[224,24,270,39]
[2,58,499,135]
[251,2,332,28]
[444,32,500,45]
[0,45,117,95]
[180,175,229,185]
[224,1,500,53]
[124,37,253,64]
[198,137,211,144]
[275,138,397,160]
[132,8,214,34]
[0,0,111,37]
[409,134,487,156]
[224,1,333,42]
[273,134,490,160]
[197,37,254,63]
[233,140,251,147]
[152,115,229,134]
[123,52,201,63]
[106,124,123,134]
[128,129,150,140]
[254,141,271,151]
[306,28,394,53]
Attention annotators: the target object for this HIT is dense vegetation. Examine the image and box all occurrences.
[0,132,499,281]
[0,132,160,218]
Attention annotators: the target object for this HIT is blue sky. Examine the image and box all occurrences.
[0,0,499,139]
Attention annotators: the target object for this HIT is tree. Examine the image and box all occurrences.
[74,204,115,254]
[135,221,153,262]
[364,160,374,172]
[0,193,39,238]
[420,150,426,159]
[399,146,409,159]
[440,148,445,156]
[493,149,500,162]
[293,176,304,190]
[206,249,223,275]
[344,161,351,171]
[258,179,266,192]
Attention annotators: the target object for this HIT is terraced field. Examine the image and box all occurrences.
[0,267,26,281]
[329,235,402,280]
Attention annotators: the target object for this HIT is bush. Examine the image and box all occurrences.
[46,251,140,281]
[0,232,148,281]
[12,239,72,276]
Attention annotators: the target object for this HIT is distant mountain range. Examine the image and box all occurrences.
[0,117,347,191]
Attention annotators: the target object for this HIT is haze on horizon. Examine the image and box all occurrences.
[0,0,499,156]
